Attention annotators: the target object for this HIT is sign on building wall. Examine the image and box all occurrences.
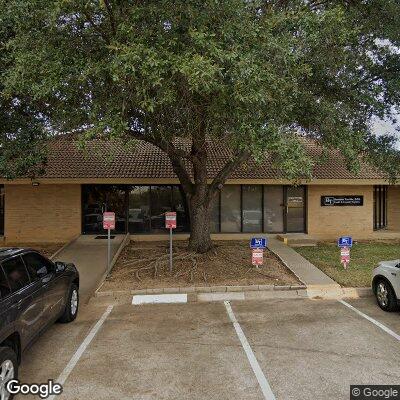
[321,195,364,207]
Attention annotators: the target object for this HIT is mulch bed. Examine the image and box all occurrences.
[102,240,300,291]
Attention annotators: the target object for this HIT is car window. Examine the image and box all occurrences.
[22,252,53,281]
[0,267,11,299]
[2,256,31,292]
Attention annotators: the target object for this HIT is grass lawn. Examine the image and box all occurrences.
[296,241,400,287]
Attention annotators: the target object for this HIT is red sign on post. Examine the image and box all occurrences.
[252,249,264,266]
[340,246,350,269]
[165,212,177,229]
[103,212,115,230]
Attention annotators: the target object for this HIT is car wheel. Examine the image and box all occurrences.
[0,346,18,400]
[375,280,399,312]
[59,284,79,323]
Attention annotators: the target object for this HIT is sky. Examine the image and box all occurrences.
[372,116,400,149]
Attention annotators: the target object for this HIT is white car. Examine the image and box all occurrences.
[372,260,400,312]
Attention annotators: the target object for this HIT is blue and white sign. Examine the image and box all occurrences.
[338,236,353,248]
[250,237,268,249]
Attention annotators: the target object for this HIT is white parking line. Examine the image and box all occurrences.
[224,301,276,400]
[339,300,400,342]
[48,305,114,400]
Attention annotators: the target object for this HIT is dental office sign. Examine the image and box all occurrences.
[321,195,363,207]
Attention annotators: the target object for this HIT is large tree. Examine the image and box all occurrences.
[1,0,400,252]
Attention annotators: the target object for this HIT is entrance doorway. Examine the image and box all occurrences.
[285,186,306,233]
[264,185,306,233]
[82,185,127,234]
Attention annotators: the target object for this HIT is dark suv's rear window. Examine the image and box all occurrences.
[2,256,31,292]
[0,267,11,299]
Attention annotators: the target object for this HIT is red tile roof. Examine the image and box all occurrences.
[41,135,384,180]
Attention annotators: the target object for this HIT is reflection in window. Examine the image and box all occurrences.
[2,256,30,292]
[221,185,241,232]
[82,185,127,234]
[242,185,262,232]
[150,186,172,233]
[128,186,151,233]
[264,186,284,233]
[23,252,53,280]
[127,185,189,233]
[172,186,190,232]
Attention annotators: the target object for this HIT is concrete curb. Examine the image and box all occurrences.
[49,235,80,261]
[92,285,373,305]
[95,283,306,297]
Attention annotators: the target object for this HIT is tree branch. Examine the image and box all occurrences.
[207,149,250,201]
[125,128,194,194]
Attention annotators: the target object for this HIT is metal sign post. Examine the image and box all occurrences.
[103,212,115,273]
[165,212,177,273]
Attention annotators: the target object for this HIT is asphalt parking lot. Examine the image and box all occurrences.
[19,296,400,400]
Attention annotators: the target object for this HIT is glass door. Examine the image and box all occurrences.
[285,186,306,233]
[82,185,127,234]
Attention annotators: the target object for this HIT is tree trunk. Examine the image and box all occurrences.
[188,196,213,253]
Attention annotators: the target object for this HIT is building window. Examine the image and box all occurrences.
[209,185,305,234]
[128,186,151,233]
[264,186,284,233]
[220,185,241,232]
[83,184,306,235]
[82,185,190,234]
[374,185,388,230]
[242,185,263,232]
[127,185,190,233]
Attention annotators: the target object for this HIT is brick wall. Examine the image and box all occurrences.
[387,186,400,231]
[307,185,373,239]
[4,184,81,243]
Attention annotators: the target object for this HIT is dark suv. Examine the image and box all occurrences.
[0,248,79,398]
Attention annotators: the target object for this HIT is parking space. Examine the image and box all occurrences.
[19,297,400,400]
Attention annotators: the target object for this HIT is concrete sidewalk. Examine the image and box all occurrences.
[267,236,341,294]
[52,234,126,302]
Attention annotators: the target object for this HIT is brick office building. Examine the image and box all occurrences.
[0,135,399,243]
